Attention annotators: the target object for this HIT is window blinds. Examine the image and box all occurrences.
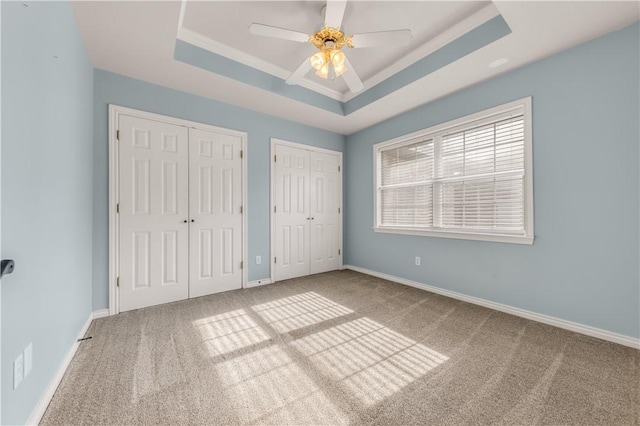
[440,115,525,232]
[378,113,526,235]
[380,140,434,227]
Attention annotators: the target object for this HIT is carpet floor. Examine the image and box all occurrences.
[42,270,639,425]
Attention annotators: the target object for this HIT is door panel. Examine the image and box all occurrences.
[189,128,243,298]
[309,151,342,274]
[274,145,310,280]
[119,115,189,312]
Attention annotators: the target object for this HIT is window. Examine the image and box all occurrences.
[374,98,534,244]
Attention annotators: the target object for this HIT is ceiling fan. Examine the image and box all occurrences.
[249,0,412,93]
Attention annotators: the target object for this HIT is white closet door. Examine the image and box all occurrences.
[189,128,243,298]
[309,151,342,274]
[119,115,189,312]
[274,144,310,280]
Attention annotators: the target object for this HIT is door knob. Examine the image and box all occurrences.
[191,219,195,223]
[183,220,188,223]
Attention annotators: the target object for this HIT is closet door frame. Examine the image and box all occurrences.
[269,138,343,283]
[108,105,248,315]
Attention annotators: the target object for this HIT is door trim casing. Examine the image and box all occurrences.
[269,138,343,284]
[108,104,248,315]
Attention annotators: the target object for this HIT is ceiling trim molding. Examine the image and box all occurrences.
[176,28,345,101]
[342,3,501,102]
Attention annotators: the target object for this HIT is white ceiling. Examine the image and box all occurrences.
[71,1,639,135]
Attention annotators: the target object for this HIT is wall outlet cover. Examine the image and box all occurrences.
[256,256,262,265]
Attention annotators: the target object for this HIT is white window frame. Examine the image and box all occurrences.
[373,97,534,245]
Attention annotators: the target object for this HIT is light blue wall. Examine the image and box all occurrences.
[92,70,345,310]
[1,2,94,424]
[344,23,640,339]
[0,2,3,421]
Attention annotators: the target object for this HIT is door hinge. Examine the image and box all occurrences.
[116,277,120,287]
[274,155,277,162]
[338,207,341,214]
[116,203,120,214]
[274,257,277,264]
[240,150,244,159]
[240,206,243,214]
[338,249,341,256]
[116,130,120,141]
[274,206,277,213]
[338,165,341,172]
[240,261,244,269]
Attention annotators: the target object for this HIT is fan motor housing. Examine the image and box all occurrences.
[310,27,353,50]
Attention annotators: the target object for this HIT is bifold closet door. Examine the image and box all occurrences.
[119,115,189,312]
[188,128,243,298]
[274,144,310,281]
[274,143,342,281]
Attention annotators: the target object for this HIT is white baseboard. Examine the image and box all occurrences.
[246,278,273,288]
[91,309,110,319]
[26,309,107,425]
[343,265,640,349]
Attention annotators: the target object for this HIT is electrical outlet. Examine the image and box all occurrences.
[256,256,262,265]
[24,343,33,377]
[415,256,421,266]
[14,354,24,389]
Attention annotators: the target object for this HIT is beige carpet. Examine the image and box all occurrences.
[42,270,639,425]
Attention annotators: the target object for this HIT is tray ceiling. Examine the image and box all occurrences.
[71,1,640,134]
[180,1,490,96]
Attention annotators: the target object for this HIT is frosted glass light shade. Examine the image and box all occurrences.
[331,50,346,67]
[333,62,347,77]
[316,61,330,79]
[310,52,325,71]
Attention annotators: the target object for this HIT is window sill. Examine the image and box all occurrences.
[373,226,534,245]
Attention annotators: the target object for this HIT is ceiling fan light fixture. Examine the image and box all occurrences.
[308,26,354,82]
[251,3,411,93]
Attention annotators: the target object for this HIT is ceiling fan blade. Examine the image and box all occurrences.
[249,23,309,43]
[286,58,313,85]
[342,56,364,93]
[324,0,347,29]
[350,29,412,48]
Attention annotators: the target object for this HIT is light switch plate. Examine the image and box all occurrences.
[14,354,24,389]
[24,343,33,377]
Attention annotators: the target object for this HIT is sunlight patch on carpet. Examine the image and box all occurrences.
[252,291,353,333]
[192,309,270,356]
[293,317,449,406]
